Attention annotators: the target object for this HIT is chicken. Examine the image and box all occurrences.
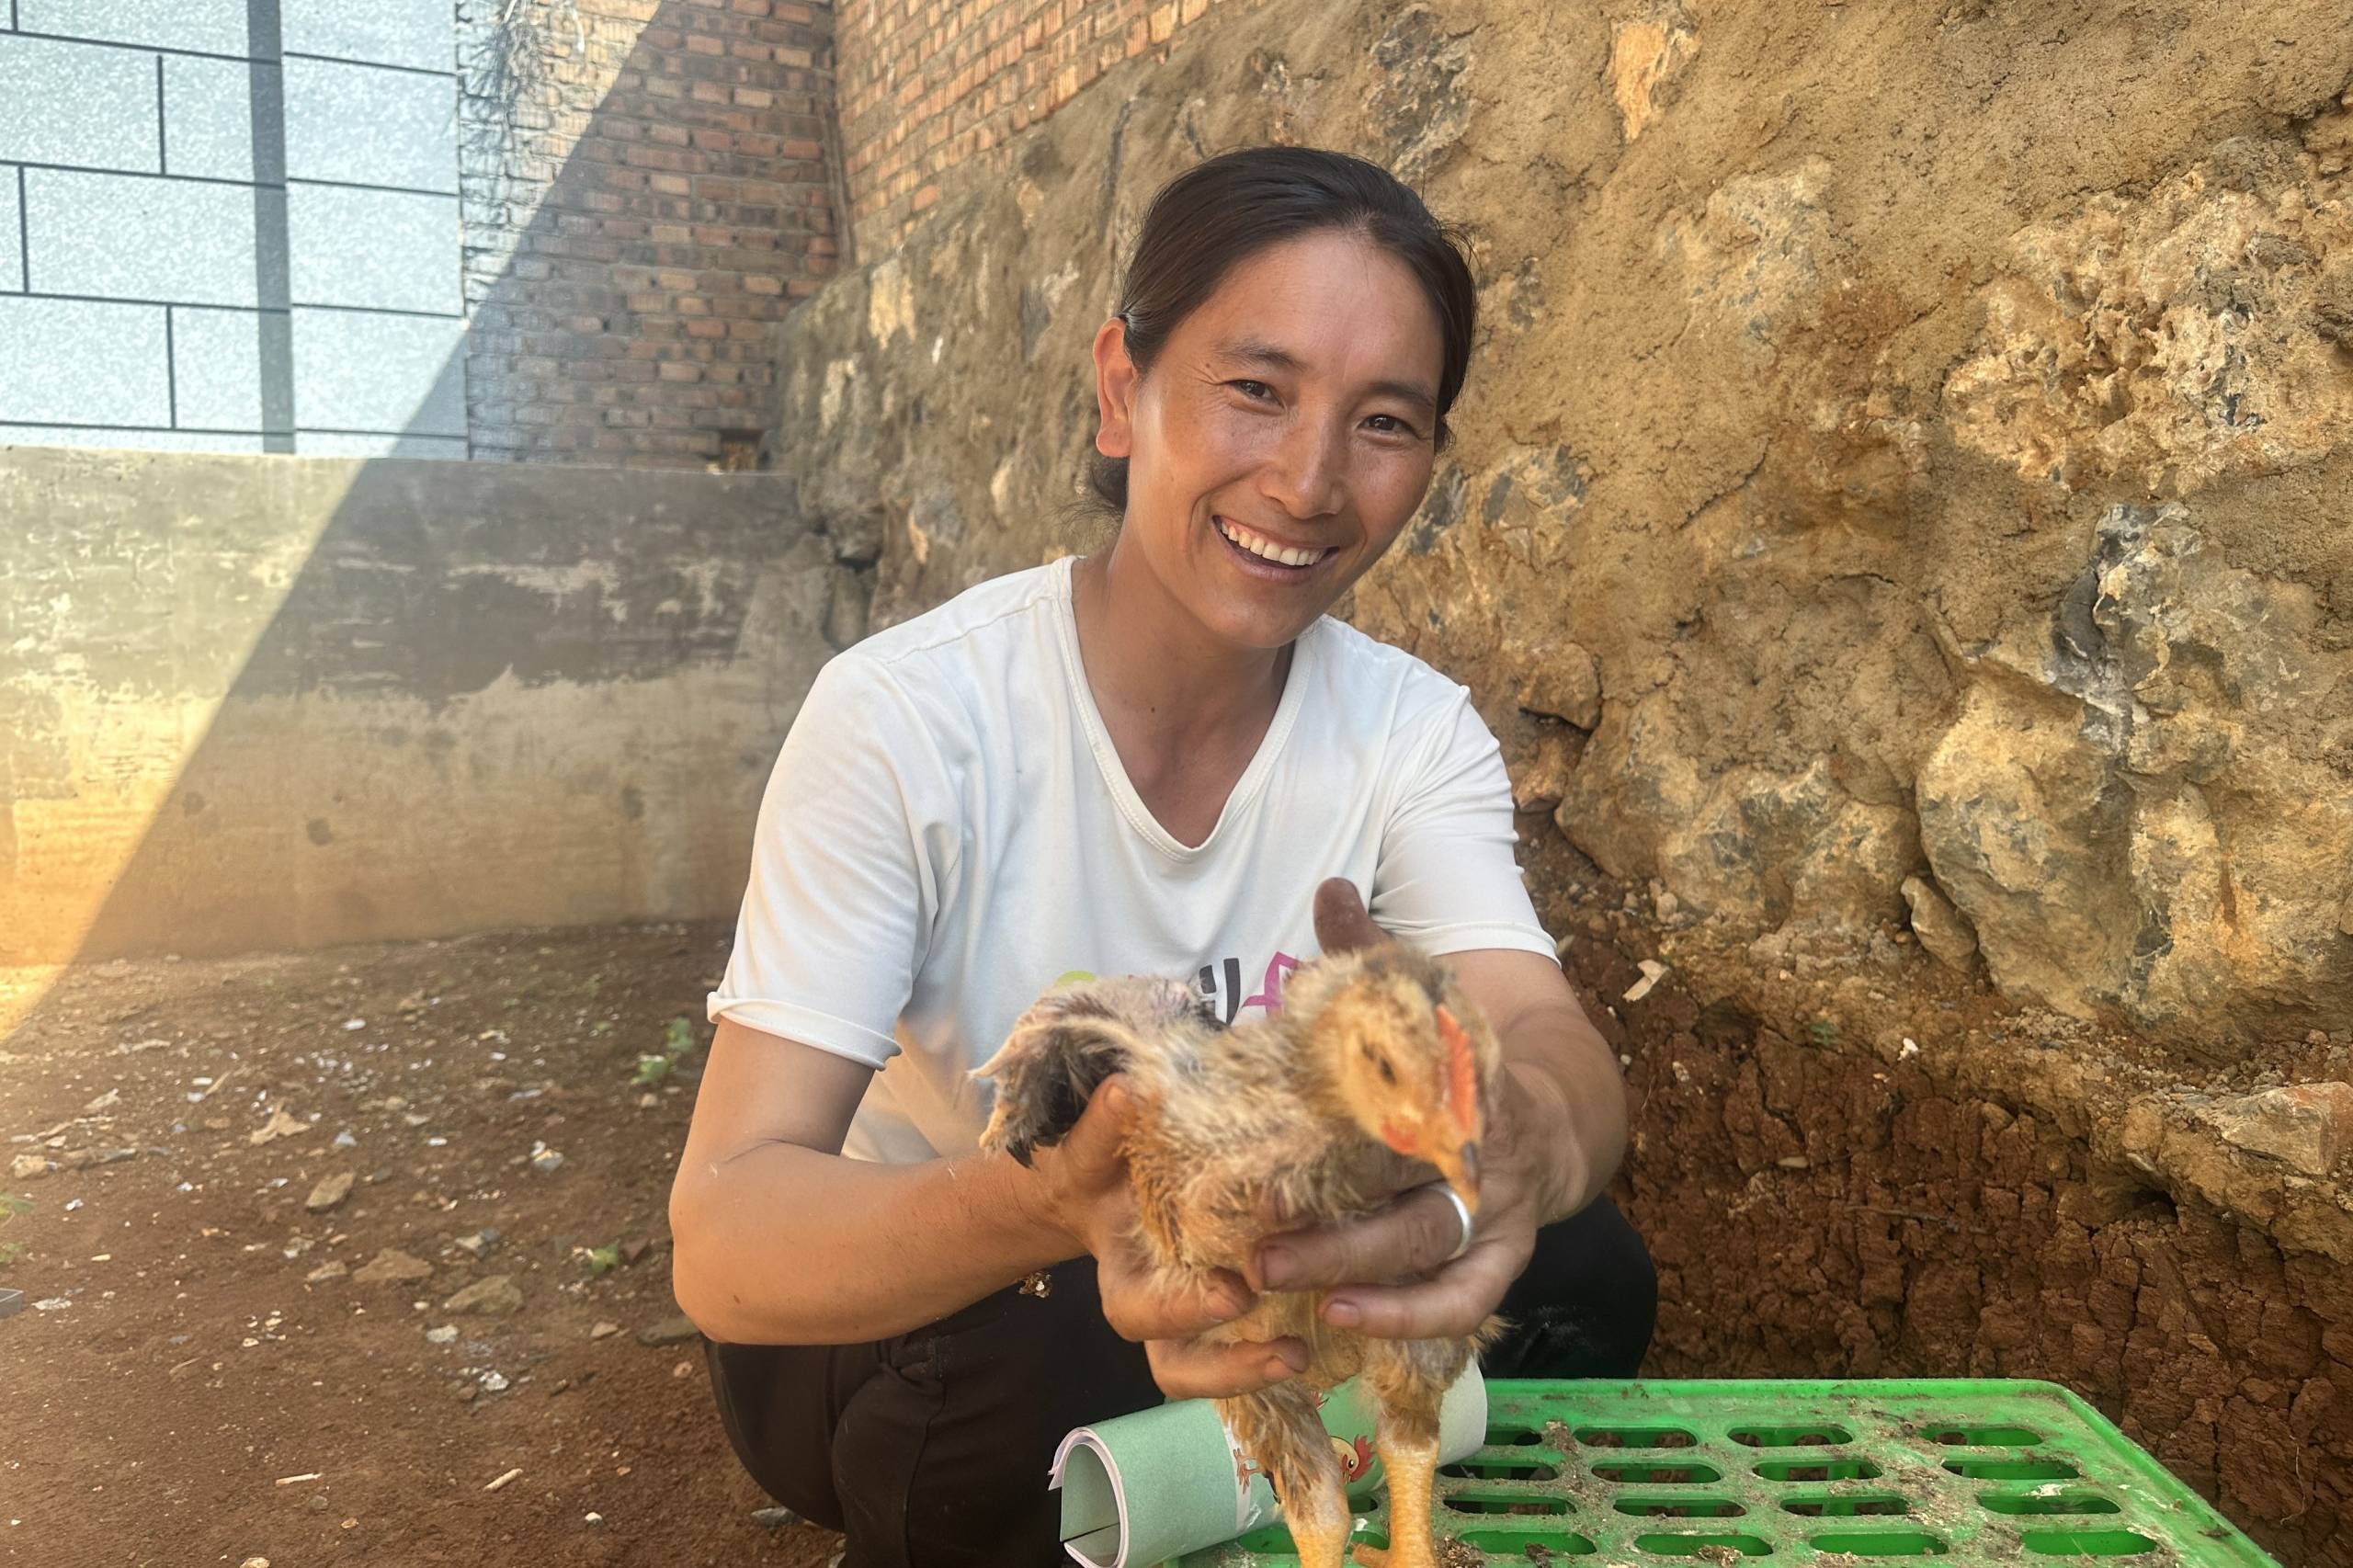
[972,882,1504,1568]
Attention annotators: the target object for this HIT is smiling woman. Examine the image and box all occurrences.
[671,146,1654,1568]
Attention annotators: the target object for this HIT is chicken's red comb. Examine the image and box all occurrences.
[1434,1005,1478,1132]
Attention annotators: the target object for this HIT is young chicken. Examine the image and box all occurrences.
[973,883,1504,1568]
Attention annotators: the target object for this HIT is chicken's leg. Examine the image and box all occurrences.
[1371,1403,1443,1568]
[1360,1342,1461,1568]
[1219,1382,1353,1568]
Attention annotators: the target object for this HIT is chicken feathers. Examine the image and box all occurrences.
[973,906,1507,1568]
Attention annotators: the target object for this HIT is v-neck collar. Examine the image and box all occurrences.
[1051,553,1316,862]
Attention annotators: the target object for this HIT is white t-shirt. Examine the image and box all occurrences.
[706,554,1559,1165]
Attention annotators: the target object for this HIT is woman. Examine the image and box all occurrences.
[670,145,1655,1566]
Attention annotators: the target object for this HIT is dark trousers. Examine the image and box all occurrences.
[702,1195,1656,1568]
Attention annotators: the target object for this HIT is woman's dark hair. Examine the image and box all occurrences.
[1085,145,1478,519]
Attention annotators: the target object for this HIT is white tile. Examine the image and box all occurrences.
[1,167,20,292]
[171,304,274,431]
[290,306,465,435]
[0,297,170,425]
[294,431,467,460]
[290,184,458,313]
[163,55,282,183]
[284,57,456,193]
[0,425,268,453]
[17,0,253,59]
[283,0,455,74]
[24,167,262,307]
[0,35,161,174]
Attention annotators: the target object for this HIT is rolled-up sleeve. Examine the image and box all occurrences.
[1370,686,1561,965]
[705,653,959,1067]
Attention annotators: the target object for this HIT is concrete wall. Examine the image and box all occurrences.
[0,446,855,964]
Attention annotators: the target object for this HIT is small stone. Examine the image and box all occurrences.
[9,1153,48,1179]
[589,1320,622,1339]
[478,1369,510,1392]
[529,1145,565,1175]
[352,1248,434,1285]
[2205,1083,2353,1176]
[305,1171,355,1213]
[332,1131,357,1149]
[450,1380,478,1402]
[242,1557,271,1568]
[306,1260,348,1283]
[248,1107,308,1146]
[1621,959,1667,1004]
[426,1324,459,1345]
[307,1494,329,1512]
[752,1506,802,1528]
[442,1275,524,1316]
[636,1312,701,1346]
[585,1511,605,1528]
[1900,875,1980,970]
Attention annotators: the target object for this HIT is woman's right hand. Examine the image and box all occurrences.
[1026,1074,1310,1400]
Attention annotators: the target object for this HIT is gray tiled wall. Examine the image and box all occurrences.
[1,168,20,292]
[26,168,266,306]
[289,185,460,314]
[284,56,459,192]
[0,3,468,456]
[0,296,170,426]
[161,54,281,183]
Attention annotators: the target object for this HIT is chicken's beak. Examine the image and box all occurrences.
[1428,1134,1482,1215]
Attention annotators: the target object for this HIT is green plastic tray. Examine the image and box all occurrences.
[1175,1380,2275,1567]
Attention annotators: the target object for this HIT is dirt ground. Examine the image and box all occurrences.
[5,867,2343,1565]
[0,920,843,1568]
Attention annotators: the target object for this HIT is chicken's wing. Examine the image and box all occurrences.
[972,974,1202,1165]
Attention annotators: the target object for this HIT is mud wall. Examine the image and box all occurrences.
[0,446,858,966]
[757,0,2353,1560]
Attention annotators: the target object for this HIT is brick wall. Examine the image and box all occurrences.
[460,0,845,467]
[834,0,1230,254]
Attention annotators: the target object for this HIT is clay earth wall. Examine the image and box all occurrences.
[760,0,2353,1559]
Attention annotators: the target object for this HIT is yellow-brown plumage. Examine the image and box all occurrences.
[974,928,1506,1568]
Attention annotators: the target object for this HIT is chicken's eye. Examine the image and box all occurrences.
[1373,1056,1397,1085]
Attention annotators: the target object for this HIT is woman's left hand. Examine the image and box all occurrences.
[1241,1066,1550,1339]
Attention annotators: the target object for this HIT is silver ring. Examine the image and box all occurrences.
[1424,1180,1474,1264]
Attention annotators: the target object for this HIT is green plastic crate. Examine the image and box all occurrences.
[1176,1380,2275,1567]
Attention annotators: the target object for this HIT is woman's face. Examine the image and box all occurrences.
[1093,228,1447,653]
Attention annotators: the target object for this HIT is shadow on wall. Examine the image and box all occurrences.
[0,447,834,998]
[0,0,855,988]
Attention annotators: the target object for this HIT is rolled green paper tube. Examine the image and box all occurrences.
[1050,1365,1488,1568]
